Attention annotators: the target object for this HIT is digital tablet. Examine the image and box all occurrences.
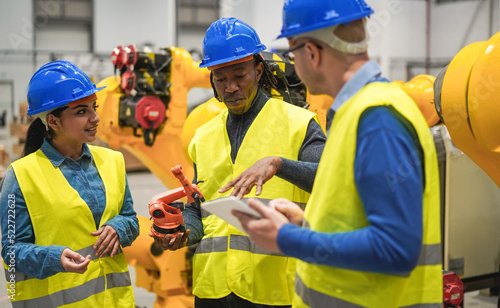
[201,196,262,233]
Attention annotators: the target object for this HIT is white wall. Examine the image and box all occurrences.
[94,0,176,53]
[0,0,34,51]
[0,0,34,118]
[220,0,288,51]
[178,29,205,55]
[36,24,91,52]
[432,1,495,58]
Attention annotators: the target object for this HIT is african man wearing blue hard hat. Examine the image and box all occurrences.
[152,17,326,308]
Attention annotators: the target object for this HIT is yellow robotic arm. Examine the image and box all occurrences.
[393,74,439,127]
[435,32,500,188]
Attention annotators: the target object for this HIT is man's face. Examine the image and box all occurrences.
[287,38,314,93]
[212,60,263,115]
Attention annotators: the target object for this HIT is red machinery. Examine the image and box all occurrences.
[149,165,204,238]
[443,271,464,308]
[111,44,138,95]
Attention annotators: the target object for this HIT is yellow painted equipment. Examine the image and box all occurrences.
[393,74,439,127]
[96,35,500,306]
[123,216,193,308]
[438,31,500,188]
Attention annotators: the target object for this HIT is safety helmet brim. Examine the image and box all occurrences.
[199,49,265,69]
[276,0,374,39]
[199,17,267,69]
[27,61,106,117]
[27,85,106,117]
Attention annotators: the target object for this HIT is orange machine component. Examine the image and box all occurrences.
[125,164,204,308]
[149,165,204,238]
[149,187,187,238]
[437,32,500,188]
[393,74,439,127]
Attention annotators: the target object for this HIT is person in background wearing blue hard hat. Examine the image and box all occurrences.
[0,61,139,307]
[234,1,443,307]
[153,17,326,307]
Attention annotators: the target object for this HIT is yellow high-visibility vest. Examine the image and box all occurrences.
[4,145,135,308]
[189,98,318,305]
[295,82,442,308]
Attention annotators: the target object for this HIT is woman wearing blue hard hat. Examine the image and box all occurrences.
[0,61,139,307]
[151,17,326,308]
[233,1,443,308]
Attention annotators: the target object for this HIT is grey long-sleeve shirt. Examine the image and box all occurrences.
[184,89,326,245]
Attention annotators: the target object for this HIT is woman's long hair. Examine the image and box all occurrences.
[22,107,67,157]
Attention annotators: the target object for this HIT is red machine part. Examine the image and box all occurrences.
[124,44,138,67]
[111,46,126,67]
[172,165,205,206]
[120,71,136,94]
[111,44,138,95]
[443,271,464,307]
[135,96,166,130]
[111,44,138,69]
[149,165,204,238]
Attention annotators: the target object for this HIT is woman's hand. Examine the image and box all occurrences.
[91,225,120,258]
[60,248,91,274]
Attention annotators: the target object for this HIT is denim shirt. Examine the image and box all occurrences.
[0,140,139,279]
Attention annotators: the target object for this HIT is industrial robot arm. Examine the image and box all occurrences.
[148,165,204,251]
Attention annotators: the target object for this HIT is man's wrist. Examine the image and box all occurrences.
[273,157,283,171]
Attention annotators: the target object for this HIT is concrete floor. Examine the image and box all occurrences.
[0,170,499,308]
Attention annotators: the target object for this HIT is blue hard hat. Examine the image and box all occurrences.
[199,17,266,68]
[277,0,374,39]
[27,60,105,116]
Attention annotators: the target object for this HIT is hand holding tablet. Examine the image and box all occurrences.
[201,196,262,233]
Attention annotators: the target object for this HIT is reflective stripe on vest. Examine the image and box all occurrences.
[195,234,285,257]
[302,220,441,277]
[75,245,124,262]
[296,82,442,308]
[296,274,364,308]
[10,271,131,308]
[230,234,285,256]
[195,236,228,253]
[189,99,316,304]
[296,274,441,308]
[4,245,124,283]
[417,244,441,266]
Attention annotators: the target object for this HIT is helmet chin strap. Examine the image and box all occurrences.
[35,110,52,129]
[296,19,369,54]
